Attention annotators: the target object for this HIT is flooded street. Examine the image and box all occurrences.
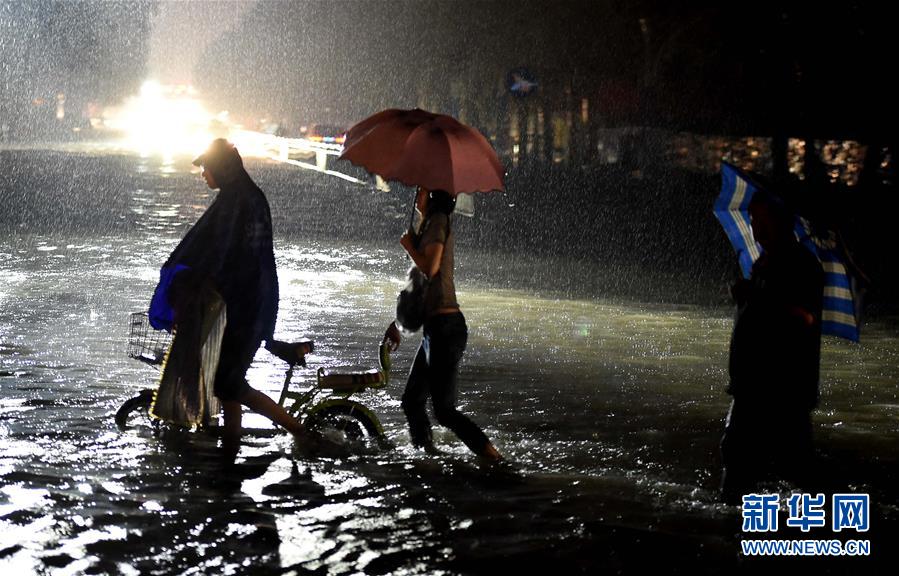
[1,148,898,574]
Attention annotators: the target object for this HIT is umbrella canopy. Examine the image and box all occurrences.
[339,108,505,195]
[794,218,862,342]
[714,162,762,279]
[714,162,862,342]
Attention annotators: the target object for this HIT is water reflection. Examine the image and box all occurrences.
[0,149,897,572]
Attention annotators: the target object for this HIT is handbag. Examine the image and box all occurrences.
[395,265,429,332]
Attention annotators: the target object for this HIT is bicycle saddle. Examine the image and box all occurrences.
[265,338,314,366]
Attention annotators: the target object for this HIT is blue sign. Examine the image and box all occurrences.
[507,67,538,96]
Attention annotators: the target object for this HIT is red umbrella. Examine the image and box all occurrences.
[339,108,505,195]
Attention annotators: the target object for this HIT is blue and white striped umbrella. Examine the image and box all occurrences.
[714,162,761,279]
[794,218,861,342]
[714,162,861,342]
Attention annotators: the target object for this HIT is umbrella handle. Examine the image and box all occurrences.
[408,189,417,234]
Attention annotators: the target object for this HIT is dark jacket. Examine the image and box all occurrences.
[164,171,278,340]
[728,241,823,409]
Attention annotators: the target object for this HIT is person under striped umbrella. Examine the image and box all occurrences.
[714,161,866,501]
[714,162,863,342]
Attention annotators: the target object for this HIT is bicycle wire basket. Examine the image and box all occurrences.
[128,312,172,367]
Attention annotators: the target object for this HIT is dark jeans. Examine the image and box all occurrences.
[401,312,491,455]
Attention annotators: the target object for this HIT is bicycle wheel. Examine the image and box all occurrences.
[306,403,384,446]
[114,389,154,429]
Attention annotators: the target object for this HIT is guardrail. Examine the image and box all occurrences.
[230,129,473,215]
[230,129,389,188]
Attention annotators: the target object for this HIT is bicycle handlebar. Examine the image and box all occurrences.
[265,338,314,366]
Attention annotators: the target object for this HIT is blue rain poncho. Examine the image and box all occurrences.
[149,167,278,343]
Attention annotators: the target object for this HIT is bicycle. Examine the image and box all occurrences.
[116,312,393,448]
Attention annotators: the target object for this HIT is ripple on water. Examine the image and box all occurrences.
[0,152,897,573]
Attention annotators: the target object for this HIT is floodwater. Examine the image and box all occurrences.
[1,147,897,574]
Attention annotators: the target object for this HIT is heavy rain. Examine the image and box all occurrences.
[1,1,897,574]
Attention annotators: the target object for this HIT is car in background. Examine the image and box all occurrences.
[302,123,347,145]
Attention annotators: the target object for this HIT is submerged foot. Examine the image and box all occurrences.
[290,422,309,442]
[412,440,442,456]
[479,442,503,462]
[291,423,327,452]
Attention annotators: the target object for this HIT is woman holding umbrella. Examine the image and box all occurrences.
[384,187,502,461]
[340,108,505,461]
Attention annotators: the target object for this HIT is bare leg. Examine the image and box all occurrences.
[222,400,243,464]
[481,442,503,461]
[240,388,306,438]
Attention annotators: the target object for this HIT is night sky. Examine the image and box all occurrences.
[2,1,894,141]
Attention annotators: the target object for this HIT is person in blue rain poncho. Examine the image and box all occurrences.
[152,138,305,462]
